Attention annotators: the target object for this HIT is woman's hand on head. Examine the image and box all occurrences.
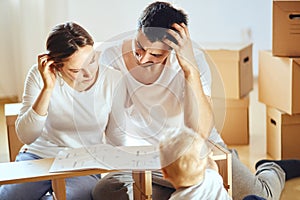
[38,54,56,90]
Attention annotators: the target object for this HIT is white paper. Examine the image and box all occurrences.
[49,144,160,173]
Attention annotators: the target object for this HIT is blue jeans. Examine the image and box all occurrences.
[243,195,266,200]
[0,152,100,200]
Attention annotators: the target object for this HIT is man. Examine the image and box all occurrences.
[93,2,299,200]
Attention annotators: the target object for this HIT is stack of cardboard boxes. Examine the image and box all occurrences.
[258,0,300,159]
[204,43,253,145]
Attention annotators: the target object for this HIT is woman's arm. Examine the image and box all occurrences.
[16,54,56,144]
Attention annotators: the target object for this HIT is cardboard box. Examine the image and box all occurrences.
[272,0,300,57]
[212,96,249,145]
[258,50,300,114]
[267,106,300,159]
[204,43,253,99]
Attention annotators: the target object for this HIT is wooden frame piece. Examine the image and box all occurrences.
[3,103,232,199]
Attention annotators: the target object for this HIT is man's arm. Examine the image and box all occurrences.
[183,69,214,139]
[163,23,214,139]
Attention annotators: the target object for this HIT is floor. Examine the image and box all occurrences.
[0,78,299,199]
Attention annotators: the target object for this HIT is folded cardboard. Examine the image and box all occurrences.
[213,96,249,145]
[258,50,300,114]
[272,0,300,57]
[204,43,253,99]
[267,106,300,159]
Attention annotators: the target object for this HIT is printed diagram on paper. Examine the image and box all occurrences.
[49,144,160,173]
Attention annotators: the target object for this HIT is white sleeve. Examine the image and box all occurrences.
[98,46,122,71]
[194,48,212,97]
[105,73,128,146]
[15,65,47,144]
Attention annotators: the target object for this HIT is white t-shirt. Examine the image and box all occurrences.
[169,169,232,200]
[16,60,124,158]
[99,35,224,146]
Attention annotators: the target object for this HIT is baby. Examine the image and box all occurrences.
[159,126,232,200]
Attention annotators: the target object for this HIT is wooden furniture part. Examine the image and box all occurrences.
[3,103,232,198]
[3,103,153,199]
[0,143,231,200]
[133,171,152,200]
[0,158,151,200]
[209,141,232,196]
[4,103,23,161]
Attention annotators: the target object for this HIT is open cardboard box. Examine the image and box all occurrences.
[204,43,253,99]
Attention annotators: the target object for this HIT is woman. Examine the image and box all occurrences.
[0,22,124,200]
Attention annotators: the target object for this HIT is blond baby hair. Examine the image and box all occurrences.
[159,126,210,188]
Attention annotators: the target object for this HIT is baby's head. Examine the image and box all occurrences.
[159,126,210,189]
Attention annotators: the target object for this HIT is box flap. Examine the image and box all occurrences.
[204,43,253,62]
[202,42,252,51]
[274,1,300,12]
[293,58,300,66]
[267,106,300,125]
[274,0,300,2]
[226,96,249,108]
[213,96,249,108]
[282,113,300,124]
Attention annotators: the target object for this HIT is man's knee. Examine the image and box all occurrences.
[92,175,129,200]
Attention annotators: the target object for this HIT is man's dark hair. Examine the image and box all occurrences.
[138,1,188,43]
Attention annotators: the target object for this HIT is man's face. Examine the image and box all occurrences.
[132,30,171,67]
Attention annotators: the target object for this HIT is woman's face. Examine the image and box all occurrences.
[59,45,99,91]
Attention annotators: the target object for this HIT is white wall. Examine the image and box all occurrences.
[0,0,18,99]
[0,0,272,99]
[66,0,272,76]
[0,0,68,100]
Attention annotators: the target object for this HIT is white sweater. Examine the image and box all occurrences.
[16,63,124,158]
[98,36,224,146]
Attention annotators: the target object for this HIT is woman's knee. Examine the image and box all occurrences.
[0,181,51,200]
[66,175,99,200]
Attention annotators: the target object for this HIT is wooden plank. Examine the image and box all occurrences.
[133,171,152,200]
[0,158,113,185]
[209,141,227,161]
[0,97,18,104]
[0,158,151,200]
[4,103,24,161]
[209,141,232,196]
[52,178,66,200]
[7,125,23,161]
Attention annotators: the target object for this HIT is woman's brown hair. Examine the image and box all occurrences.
[46,22,94,68]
